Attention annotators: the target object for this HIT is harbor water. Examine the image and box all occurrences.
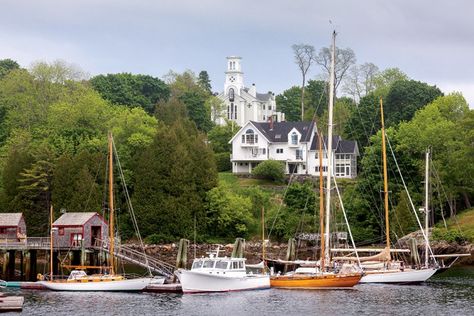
[3,266,474,315]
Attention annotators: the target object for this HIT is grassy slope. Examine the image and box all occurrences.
[437,207,474,242]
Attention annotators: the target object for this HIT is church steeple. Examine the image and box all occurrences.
[224,56,244,95]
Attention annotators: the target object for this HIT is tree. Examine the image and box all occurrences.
[305,80,329,119]
[30,60,88,83]
[166,70,213,132]
[373,68,409,91]
[276,86,302,121]
[342,62,380,102]
[197,71,212,94]
[315,46,356,94]
[0,59,20,79]
[132,119,217,239]
[396,93,472,213]
[206,184,254,238]
[90,73,170,114]
[207,122,235,153]
[292,44,316,120]
[384,80,443,126]
[317,97,353,138]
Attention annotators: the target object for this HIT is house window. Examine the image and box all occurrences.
[268,105,272,110]
[291,132,298,145]
[0,228,6,234]
[263,105,266,110]
[263,115,266,121]
[59,227,64,236]
[262,148,266,155]
[296,149,303,160]
[276,148,283,154]
[242,135,245,143]
[244,129,257,144]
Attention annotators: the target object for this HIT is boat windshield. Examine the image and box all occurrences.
[215,260,228,269]
[203,260,215,269]
[68,270,87,280]
[192,260,204,269]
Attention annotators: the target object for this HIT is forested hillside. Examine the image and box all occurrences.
[0,58,472,245]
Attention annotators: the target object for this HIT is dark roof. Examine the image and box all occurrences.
[251,121,314,142]
[256,92,272,101]
[0,213,23,226]
[336,140,358,154]
[53,212,100,226]
[310,134,358,154]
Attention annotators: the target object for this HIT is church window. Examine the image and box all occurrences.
[234,104,237,119]
[263,104,266,110]
[227,105,230,119]
[229,88,235,102]
[268,105,272,110]
[263,115,266,121]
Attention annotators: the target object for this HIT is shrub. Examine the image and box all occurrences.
[144,233,176,244]
[431,228,464,243]
[215,152,232,172]
[252,160,285,182]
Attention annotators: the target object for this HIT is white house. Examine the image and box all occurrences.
[212,56,285,126]
[229,121,359,178]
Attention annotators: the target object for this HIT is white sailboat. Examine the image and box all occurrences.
[175,247,270,293]
[358,99,437,284]
[39,133,159,291]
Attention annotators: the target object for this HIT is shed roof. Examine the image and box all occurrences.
[53,212,100,226]
[0,213,23,226]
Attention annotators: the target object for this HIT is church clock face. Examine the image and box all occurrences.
[229,76,236,83]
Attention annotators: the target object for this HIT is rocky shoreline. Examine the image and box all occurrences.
[130,239,474,267]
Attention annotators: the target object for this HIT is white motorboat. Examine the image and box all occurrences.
[175,253,270,293]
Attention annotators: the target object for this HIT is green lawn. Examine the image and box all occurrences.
[434,208,474,242]
[218,172,284,187]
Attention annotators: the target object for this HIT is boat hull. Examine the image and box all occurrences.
[270,273,362,289]
[176,270,270,293]
[38,277,154,291]
[359,268,437,284]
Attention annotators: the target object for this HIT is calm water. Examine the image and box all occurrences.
[3,266,474,316]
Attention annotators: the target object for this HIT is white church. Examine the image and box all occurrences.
[213,56,285,126]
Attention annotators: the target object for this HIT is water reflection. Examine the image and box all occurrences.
[4,266,473,315]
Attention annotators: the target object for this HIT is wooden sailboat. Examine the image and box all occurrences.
[39,133,158,291]
[270,31,362,289]
[357,99,437,284]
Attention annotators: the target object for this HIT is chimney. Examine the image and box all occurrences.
[268,115,274,130]
[249,83,256,97]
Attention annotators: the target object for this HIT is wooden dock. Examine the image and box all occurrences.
[144,283,182,293]
[0,293,24,312]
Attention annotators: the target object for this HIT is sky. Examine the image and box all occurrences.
[1,0,474,106]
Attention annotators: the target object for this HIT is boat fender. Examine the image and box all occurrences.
[37,273,44,281]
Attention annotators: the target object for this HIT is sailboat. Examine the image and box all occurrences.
[39,133,159,291]
[356,99,438,284]
[269,31,362,289]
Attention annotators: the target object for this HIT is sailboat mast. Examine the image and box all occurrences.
[261,206,265,264]
[324,30,336,263]
[108,132,115,275]
[50,205,54,281]
[380,98,390,251]
[424,149,430,268]
[319,132,325,270]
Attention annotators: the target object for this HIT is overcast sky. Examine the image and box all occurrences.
[2,0,473,106]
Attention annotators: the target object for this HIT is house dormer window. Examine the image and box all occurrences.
[229,88,235,102]
[243,129,257,144]
[291,132,298,145]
